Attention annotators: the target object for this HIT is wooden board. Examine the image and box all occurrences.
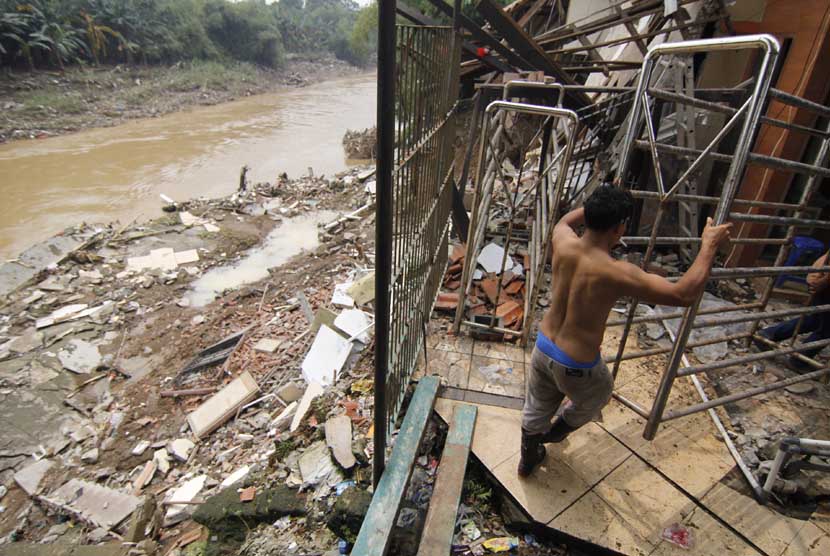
[417,404,477,556]
[352,376,440,556]
[186,371,260,438]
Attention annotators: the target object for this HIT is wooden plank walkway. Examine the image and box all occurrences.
[352,376,440,556]
[417,404,478,556]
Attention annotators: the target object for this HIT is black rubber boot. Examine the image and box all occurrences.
[541,416,578,444]
[517,429,546,477]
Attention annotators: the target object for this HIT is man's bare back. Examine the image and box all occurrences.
[518,185,731,478]
[541,200,732,365]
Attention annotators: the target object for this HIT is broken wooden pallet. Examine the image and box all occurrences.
[351,376,440,556]
[417,404,477,556]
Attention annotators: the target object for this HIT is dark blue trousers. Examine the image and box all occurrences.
[761,290,830,357]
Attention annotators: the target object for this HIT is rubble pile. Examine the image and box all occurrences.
[0,165,384,553]
[0,159,567,555]
[342,127,377,160]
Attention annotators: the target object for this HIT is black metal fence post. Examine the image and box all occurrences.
[373,0,396,489]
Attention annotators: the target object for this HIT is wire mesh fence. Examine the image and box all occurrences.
[381,24,461,444]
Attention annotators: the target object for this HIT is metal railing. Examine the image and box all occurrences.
[452,96,578,344]
[374,12,462,485]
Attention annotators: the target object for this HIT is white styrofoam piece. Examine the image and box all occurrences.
[301,325,352,386]
[331,282,355,308]
[334,309,372,344]
[477,242,514,274]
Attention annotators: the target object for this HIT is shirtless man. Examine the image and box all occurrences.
[519,185,732,476]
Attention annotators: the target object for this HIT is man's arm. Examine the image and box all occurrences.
[553,207,585,243]
[806,252,830,292]
[616,218,732,307]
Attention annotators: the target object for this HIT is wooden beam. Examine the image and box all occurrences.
[424,0,533,71]
[416,404,477,556]
[352,377,440,556]
[475,0,591,110]
[397,2,515,74]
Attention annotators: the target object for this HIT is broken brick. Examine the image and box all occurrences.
[505,280,524,295]
[497,301,523,328]
[447,263,463,275]
[501,271,516,286]
[481,279,500,305]
[435,292,459,311]
[445,280,460,290]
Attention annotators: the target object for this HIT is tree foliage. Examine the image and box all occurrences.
[0,0,378,71]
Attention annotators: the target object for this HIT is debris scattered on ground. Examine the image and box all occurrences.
[342,126,377,159]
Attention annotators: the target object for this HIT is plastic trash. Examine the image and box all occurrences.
[661,523,693,549]
[482,537,519,552]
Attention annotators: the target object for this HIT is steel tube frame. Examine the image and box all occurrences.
[613,34,780,440]
[663,367,830,421]
[453,100,578,344]
[677,338,830,377]
[604,332,751,365]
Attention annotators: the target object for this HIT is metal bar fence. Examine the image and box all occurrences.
[374,19,461,486]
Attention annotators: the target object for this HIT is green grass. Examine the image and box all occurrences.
[21,91,85,114]
[163,60,260,92]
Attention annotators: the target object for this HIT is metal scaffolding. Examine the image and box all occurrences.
[452,91,579,345]
[606,34,830,501]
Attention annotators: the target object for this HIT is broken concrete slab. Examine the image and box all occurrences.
[187,371,260,438]
[325,415,356,470]
[331,282,355,308]
[327,487,372,544]
[164,474,207,527]
[154,448,171,475]
[310,308,340,336]
[131,440,150,456]
[276,382,304,404]
[8,328,43,353]
[14,458,55,495]
[169,439,195,462]
[346,272,375,306]
[220,465,250,488]
[47,479,141,529]
[0,544,130,556]
[58,339,102,374]
[478,243,514,274]
[290,382,324,432]
[253,338,282,353]
[80,448,99,464]
[0,234,84,298]
[301,325,352,386]
[127,248,199,272]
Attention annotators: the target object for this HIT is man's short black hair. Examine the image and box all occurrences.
[584,185,634,232]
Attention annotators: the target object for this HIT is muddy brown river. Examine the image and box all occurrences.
[0,73,376,259]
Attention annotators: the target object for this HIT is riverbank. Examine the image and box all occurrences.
[0,54,369,144]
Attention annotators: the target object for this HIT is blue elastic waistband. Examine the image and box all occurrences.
[536,332,600,369]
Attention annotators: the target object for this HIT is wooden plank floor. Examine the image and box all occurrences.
[422,330,829,556]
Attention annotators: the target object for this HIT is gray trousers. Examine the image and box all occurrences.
[522,346,614,435]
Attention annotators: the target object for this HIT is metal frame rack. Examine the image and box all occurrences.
[452,93,579,345]
[607,34,830,501]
